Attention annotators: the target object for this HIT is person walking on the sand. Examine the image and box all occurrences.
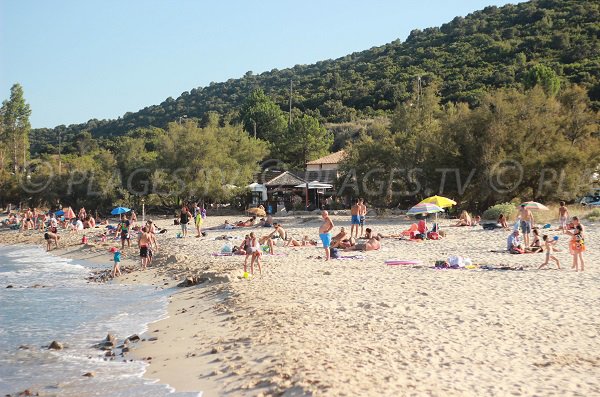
[558,201,569,233]
[319,210,335,261]
[350,199,360,239]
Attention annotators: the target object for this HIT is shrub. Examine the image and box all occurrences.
[482,202,517,221]
[584,208,600,222]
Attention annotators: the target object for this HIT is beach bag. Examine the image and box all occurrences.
[330,247,340,259]
[221,242,232,254]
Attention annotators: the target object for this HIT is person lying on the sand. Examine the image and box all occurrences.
[345,236,381,251]
[331,236,355,249]
[236,216,257,227]
[285,235,318,247]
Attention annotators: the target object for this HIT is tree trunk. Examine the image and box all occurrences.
[13,135,18,174]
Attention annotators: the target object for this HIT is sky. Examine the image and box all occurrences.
[1,0,524,129]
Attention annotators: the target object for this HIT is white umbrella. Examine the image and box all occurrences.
[294,181,333,189]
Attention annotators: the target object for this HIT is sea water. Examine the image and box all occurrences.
[0,245,201,397]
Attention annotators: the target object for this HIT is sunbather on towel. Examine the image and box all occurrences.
[345,236,381,251]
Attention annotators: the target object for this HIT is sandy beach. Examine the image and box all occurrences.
[2,212,599,396]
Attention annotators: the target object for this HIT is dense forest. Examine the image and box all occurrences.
[30,0,599,155]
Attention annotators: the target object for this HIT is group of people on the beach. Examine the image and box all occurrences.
[1,197,592,279]
[177,203,207,238]
[506,202,586,271]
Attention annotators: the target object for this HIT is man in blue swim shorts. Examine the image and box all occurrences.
[319,210,335,261]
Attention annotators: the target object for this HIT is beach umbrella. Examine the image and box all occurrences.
[63,207,76,219]
[406,203,444,215]
[110,207,131,216]
[419,195,456,209]
[521,201,549,211]
[247,207,266,217]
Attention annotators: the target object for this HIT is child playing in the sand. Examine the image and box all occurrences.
[112,249,123,278]
[538,235,560,269]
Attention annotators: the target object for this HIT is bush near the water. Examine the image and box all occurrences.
[585,208,600,222]
[482,203,517,221]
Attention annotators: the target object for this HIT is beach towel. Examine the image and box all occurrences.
[211,252,233,256]
[335,255,366,260]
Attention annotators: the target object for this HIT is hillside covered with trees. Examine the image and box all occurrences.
[30,0,599,153]
[1,0,599,211]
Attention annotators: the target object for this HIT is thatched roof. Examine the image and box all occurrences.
[264,171,306,187]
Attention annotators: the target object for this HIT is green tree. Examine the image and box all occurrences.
[282,114,333,168]
[0,83,31,174]
[523,64,561,97]
[155,120,268,202]
[239,88,287,142]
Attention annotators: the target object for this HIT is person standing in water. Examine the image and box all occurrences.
[319,210,335,261]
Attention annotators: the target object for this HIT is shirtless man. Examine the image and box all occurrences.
[350,199,360,239]
[358,198,367,237]
[518,204,535,247]
[138,226,151,270]
[558,201,569,233]
[319,210,335,261]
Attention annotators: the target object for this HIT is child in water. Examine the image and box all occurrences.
[112,249,123,278]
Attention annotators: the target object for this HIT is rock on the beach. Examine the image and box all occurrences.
[211,346,224,354]
[48,341,63,350]
[82,371,96,377]
[14,389,39,396]
[6,284,14,288]
[106,333,116,343]
[127,334,140,342]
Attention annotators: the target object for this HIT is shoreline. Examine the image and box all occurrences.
[2,214,600,396]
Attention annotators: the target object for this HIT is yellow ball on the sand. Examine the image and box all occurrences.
[243,272,249,279]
